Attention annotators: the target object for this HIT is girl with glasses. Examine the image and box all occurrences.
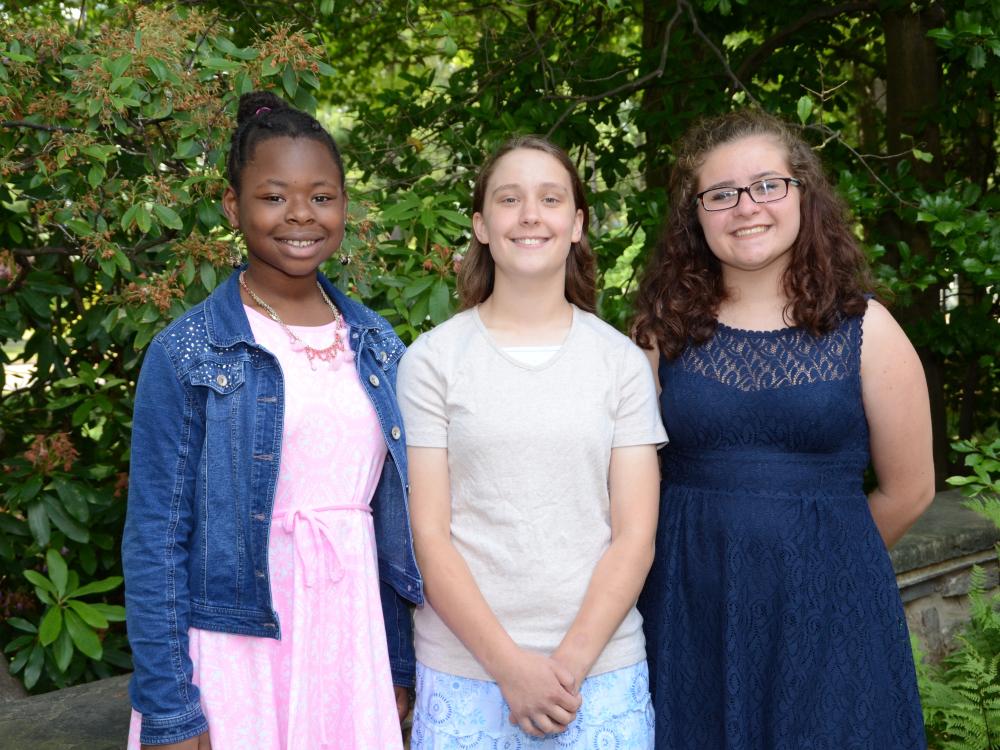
[632,109,932,749]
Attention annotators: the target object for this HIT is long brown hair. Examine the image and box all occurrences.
[632,109,875,359]
[457,136,597,313]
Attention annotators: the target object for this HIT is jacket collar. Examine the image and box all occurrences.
[204,265,384,348]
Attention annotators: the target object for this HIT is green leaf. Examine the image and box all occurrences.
[67,600,109,629]
[961,257,986,274]
[200,261,217,290]
[796,96,813,124]
[120,204,139,232]
[53,628,74,672]
[912,148,934,163]
[68,576,123,598]
[24,569,56,593]
[67,218,94,237]
[110,76,134,93]
[429,279,451,324]
[18,476,43,502]
[261,56,279,77]
[145,56,168,81]
[135,205,152,234]
[88,164,105,189]
[402,275,436,299]
[181,256,197,286]
[24,645,44,689]
[88,603,127,622]
[6,617,38,634]
[53,477,90,523]
[152,204,183,230]
[203,57,242,72]
[42,494,90,543]
[65,609,103,660]
[282,64,298,98]
[26,501,51,547]
[78,545,97,576]
[967,44,986,69]
[38,606,63,646]
[4,635,34,654]
[46,548,68,596]
[174,140,200,159]
[106,54,133,79]
[9,644,31,674]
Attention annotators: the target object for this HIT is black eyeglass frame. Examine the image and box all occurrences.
[695,177,803,212]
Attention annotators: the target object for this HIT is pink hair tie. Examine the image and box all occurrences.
[254,106,272,117]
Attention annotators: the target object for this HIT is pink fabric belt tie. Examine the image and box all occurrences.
[271,504,371,587]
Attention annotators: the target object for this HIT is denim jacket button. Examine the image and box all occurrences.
[255,570,265,578]
[215,374,228,387]
[379,351,388,363]
[391,426,401,440]
[369,374,380,387]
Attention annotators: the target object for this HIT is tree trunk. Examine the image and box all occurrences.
[881,5,949,487]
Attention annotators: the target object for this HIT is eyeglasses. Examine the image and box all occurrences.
[695,177,802,211]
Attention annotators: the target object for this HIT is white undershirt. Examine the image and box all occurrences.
[501,345,562,367]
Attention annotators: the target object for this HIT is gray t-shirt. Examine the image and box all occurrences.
[397,305,668,680]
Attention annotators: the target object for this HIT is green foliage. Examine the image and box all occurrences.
[916,437,1000,748]
[948,436,1000,501]
[0,6,336,692]
[6,549,127,690]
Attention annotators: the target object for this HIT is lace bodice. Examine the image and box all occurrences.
[659,316,869,463]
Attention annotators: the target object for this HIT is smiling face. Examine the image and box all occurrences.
[222,136,347,281]
[472,147,584,288]
[695,134,801,279]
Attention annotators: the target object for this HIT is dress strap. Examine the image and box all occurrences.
[272,504,372,587]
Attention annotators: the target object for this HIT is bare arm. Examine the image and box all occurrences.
[861,301,935,547]
[551,444,660,688]
[407,446,581,737]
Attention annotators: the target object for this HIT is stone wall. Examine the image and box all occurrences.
[0,674,130,749]
[891,489,1000,661]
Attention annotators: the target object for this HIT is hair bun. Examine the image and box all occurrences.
[235,91,288,126]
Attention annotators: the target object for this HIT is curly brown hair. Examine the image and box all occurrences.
[457,135,597,313]
[632,109,875,359]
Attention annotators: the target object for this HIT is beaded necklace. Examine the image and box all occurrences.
[240,271,347,369]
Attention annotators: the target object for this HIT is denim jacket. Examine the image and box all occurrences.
[122,268,423,745]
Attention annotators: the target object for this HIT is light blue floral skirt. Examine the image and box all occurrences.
[411,660,655,749]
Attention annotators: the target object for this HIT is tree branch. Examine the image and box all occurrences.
[545,1,683,137]
[735,2,879,83]
[11,246,74,256]
[681,0,759,105]
[1,120,85,134]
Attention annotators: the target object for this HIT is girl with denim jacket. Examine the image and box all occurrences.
[123,91,422,749]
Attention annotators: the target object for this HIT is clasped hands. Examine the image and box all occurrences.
[494,647,585,738]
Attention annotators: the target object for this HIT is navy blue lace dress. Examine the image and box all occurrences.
[637,313,926,749]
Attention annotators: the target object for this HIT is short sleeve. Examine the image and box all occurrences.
[612,342,668,448]
[397,333,449,448]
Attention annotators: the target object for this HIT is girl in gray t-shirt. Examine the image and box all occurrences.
[398,135,666,749]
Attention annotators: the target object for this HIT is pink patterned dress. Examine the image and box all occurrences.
[128,305,403,749]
